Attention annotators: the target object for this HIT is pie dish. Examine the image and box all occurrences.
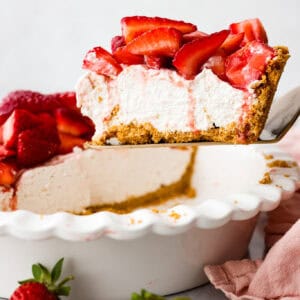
[76,16,289,145]
[0,145,299,300]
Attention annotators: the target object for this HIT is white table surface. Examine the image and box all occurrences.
[171,215,266,299]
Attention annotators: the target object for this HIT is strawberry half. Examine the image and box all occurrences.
[125,27,182,57]
[221,32,244,55]
[230,18,268,46]
[225,40,275,89]
[204,53,227,80]
[51,91,77,111]
[173,29,230,79]
[17,124,60,167]
[182,30,208,43]
[111,35,126,53]
[59,132,85,154]
[0,145,16,159]
[0,162,17,186]
[144,55,170,69]
[121,16,197,43]
[0,91,63,124]
[113,47,144,65]
[82,47,122,77]
[55,108,95,137]
[2,109,41,149]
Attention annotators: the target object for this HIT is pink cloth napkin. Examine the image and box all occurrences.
[204,127,300,300]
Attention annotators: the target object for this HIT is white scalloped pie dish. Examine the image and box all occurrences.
[0,145,299,299]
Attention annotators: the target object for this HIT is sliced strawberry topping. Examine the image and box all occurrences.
[230,18,268,45]
[204,54,227,80]
[0,91,62,124]
[144,55,170,69]
[0,145,16,159]
[125,28,182,57]
[2,109,41,149]
[113,47,144,65]
[55,108,94,137]
[17,125,60,168]
[0,162,17,186]
[111,35,126,53]
[225,40,275,89]
[82,47,123,77]
[51,91,77,111]
[59,132,85,154]
[121,16,197,43]
[173,29,230,79]
[221,32,244,55]
[182,30,208,43]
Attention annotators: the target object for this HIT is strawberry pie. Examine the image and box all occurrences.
[0,91,196,214]
[76,16,289,145]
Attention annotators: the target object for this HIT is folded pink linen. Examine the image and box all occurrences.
[204,127,300,300]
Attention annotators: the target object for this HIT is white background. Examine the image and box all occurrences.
[0,1,298,299]
[0,0,299,100]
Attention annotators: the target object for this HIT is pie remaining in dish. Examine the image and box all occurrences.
[0,91,196,214]
[76,16,289,145]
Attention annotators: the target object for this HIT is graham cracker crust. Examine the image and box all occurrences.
[91,46,289,145]
[81,147,197,214]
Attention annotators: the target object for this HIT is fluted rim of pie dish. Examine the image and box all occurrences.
[0,145,299,241]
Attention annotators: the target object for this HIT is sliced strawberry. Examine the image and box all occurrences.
[173,30,230,79]
[121,16,197,43]
[37,112,57,126]
[230,18,268,45]
[113,46,144,65]
[183,30,208,43]
[125,28,182,57]
[225,40,275,89]
[0,145,16,159]
[0,126,3,143]
[82,47,123,76]
[111,35,126,53]
[144,55,170,69]
[2,109,41,149]
[221,32,244,55]
[17,125,60,167]
[204,54,227,80]
[0,161,17,185]
[0,91,64,124]
[58,132,85,154]
[51,91,77,111]
[55,108,94,137]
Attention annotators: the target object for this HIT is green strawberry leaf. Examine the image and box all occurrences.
[51,258,64,283]
[38,263,52,285]
[32,264,43,281]
[131,289,166,300]
[57,275,75,288]
[131,290,191,300]
[55,285,71,296]
[131,292,143,300]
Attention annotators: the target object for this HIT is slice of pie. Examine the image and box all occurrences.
[76,16,289,145]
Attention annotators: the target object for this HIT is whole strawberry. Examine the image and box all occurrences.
[10,282,57,300]
[10,258,74,300]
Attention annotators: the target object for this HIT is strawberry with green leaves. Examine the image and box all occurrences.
[10,258,74,300]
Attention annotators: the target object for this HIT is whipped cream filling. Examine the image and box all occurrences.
[76,65,256,142]
[14,147,193,214]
